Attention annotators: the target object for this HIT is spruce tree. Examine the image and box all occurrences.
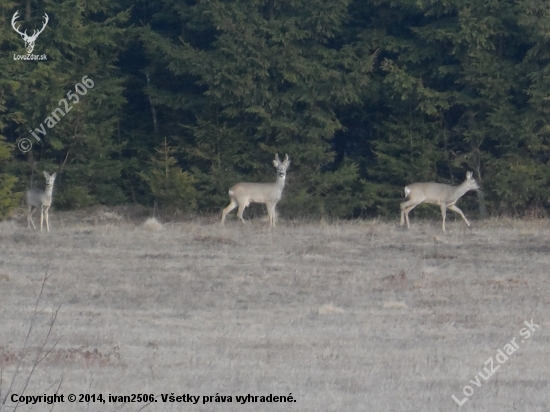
[140,137,197,213]
[0,0,23,218]
[351,0,550,216]
[139,0,378,218]
[2,0,130,209]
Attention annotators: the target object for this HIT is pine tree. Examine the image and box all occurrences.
[0,137,19,219]
[140,137,197,213]
[0,0,23,218]
[351,0,550,216]
[2,0,130,209]
[139,0,378,218]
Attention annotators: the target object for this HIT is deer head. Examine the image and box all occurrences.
[12,11,49,54]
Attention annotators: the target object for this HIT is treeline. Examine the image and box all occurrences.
[1,0,550,220]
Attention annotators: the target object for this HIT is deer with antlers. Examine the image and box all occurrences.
[221,154,291,228]
[11,10,49,55]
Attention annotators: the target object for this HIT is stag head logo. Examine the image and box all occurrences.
[11,10,49,55]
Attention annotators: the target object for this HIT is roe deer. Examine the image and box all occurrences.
[26,171,57,232]
[221,154,290,227]
[400,171,480,231]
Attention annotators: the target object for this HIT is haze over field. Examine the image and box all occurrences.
[0,211,548,411]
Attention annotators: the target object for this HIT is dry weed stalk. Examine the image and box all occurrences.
[0,265,63,412]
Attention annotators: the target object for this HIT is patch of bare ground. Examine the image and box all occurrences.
[0,212,549,411]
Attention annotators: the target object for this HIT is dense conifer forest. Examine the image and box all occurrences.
[2,0,550,219]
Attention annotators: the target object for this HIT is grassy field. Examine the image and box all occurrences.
[0,208,549,411]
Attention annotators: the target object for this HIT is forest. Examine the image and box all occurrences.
[1,0,550,220]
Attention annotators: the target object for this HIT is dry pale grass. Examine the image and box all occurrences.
[0,211,549,411]
[141,217,164,231]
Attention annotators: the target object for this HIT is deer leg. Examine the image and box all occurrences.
[448,205,470,227]
[237,202,249,224]
[440,204,447,231]
[40,205,45,231]
[221,199,238,225]
[44,206,50,232]
[401,201,419,228]
[266,203,276,228]
[27,205,36,229]
[404,206,414,228]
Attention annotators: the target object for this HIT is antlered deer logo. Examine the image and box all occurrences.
[11,10,49,54]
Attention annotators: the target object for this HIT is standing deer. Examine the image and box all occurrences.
[26,171,57,232]
[221,154,290,227]
[11,11,49,55]
[400,171,480,231]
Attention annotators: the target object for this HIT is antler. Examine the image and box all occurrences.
[11,10,26,37]
[11,11,48,41]
[28,13,49,41]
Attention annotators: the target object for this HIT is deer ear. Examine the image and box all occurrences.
[43,171,50,179]
[52,172,57,179]
[273,159,279,167]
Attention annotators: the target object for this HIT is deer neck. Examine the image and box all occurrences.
[45,183,54,197]
[275,174,286,192]
[452,181,471,200]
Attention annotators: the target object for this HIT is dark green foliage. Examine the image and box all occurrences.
[359,0,550,216]
[138,0,378,217]
[0,134,20,217]
[0,0,21,218]
[140,138,197,212]
[0,173,20,218]
[1,0,550,219]
[2,0,129,210]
